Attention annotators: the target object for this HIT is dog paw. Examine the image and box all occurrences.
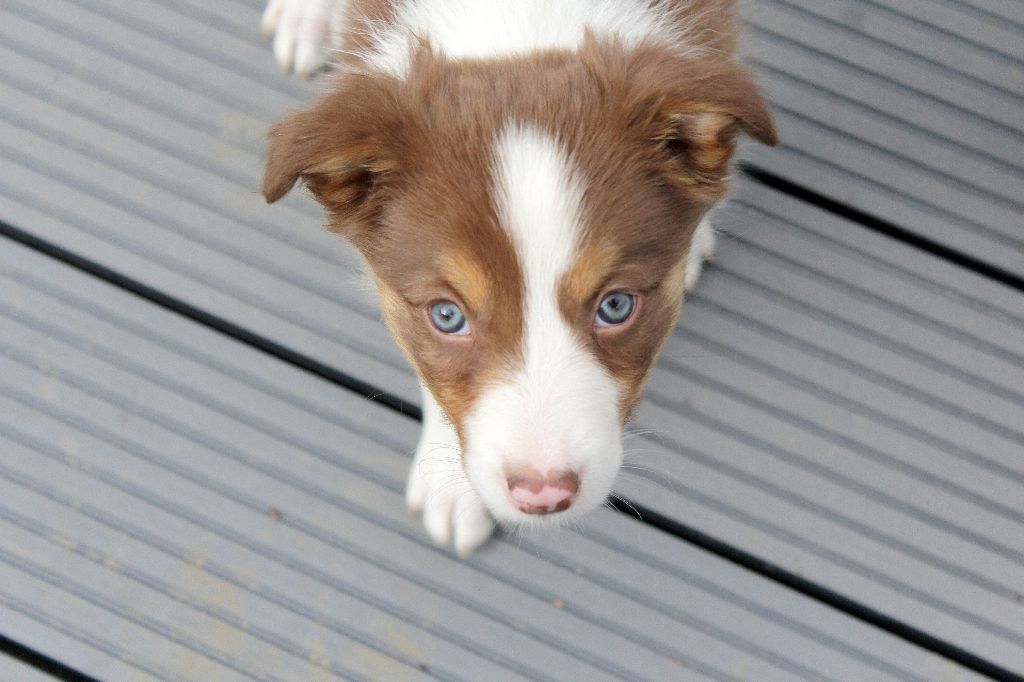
[261,0,341,77]
[685,218,717,292]
[406,442,496,555]
[406,388,495,555]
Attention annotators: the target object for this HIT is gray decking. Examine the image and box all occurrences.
[742,0,1024,276]
[1,0,1022,680]
[0,653,53,682]
[2,237,976,681]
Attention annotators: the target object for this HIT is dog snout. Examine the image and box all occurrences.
[506,468,580,515]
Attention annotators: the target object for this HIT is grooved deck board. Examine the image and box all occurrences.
[622,185,1024,672]
[742,0,1024,276]
[0,0,1021,678]
[0,653,64,682]
[0,0,417,403]
[0,238,971,681]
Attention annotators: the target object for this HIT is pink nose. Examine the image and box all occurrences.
[507,469,580,515]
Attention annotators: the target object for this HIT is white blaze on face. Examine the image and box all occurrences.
[463,123,623,524]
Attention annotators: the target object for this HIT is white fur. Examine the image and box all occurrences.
[263,0,703,77]
[263,0,717,552]
[461,124,623,525]
[262,0,347,76]
[362,0,687,78]
[407,384,495,555]
[685,217,717,291]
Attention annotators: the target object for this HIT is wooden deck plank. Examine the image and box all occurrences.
[0,652,84,682]
[742,0,1024,276]
[0,238,973,680]
[0,0,1021,677]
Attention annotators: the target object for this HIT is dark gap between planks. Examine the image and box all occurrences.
[739,164,1024,294]
[1,196,1021,682]
[0,632,101,682]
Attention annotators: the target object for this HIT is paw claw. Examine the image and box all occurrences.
[260,0,283,36]
[405,459,428,513]
[454,497,496,556]
[273,27,296,72]
[423,501,454,547]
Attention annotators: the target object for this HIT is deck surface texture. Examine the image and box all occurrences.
[0,0,1021,679]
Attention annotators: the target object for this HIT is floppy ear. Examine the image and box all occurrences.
[262,76,403,230]
[647,61,778,200]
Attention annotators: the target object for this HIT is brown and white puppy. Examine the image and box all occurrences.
[262,0,777,554]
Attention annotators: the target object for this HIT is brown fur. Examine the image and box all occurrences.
[263,3,776,434]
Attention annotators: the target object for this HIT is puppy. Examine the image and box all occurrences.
[261,0,777,554]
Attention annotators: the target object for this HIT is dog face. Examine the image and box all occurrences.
[263,43,775,524]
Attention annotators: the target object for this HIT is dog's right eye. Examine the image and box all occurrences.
[596,292,636,327]
[429,301,470,335]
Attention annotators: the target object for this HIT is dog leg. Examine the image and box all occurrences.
[261,0,346,77]
[684,217,717,292]
[406,384,496,555]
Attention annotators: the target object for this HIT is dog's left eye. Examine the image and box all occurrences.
[596,292,635,327]
[430,300,470,335]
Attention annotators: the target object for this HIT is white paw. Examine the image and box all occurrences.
[261,0,342,77]
[406,388,496,555]
[684,217,717,292]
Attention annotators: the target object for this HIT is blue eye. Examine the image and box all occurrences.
[430,301,469,335]
[596,292,635,326]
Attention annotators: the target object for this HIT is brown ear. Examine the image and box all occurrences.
[647,61,778,198]
[262,76,403,227]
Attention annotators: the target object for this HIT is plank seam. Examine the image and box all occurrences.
[761,0,1024,107]
[740,165,1024,293]
[716,235,1024,397]
[0,168,404,377]
[745,56,1024,177]
[942,0,1024,32]
[0,633,100,682]
[702,263,1024,438]
[0,217,421,418]
[728,198,1024,328]
[0,417,567,682]
[0,130,393,342]
[623,418,1024,642]
[2,221,1021,680]
[643,368,1024,570]
[656,334,1024,528]
[0,268,907,678]
[605,498,1024,682]
[744,21,1024,139]
[682,294,1024,483]
[0,501,453,682]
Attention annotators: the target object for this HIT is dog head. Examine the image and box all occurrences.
[263,42,775,525]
